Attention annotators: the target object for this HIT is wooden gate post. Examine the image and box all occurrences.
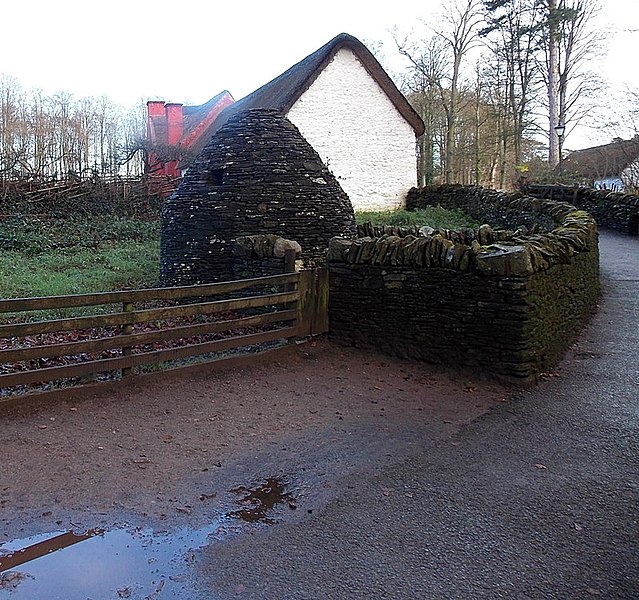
[284,248,296,274]
[297,268,329,337]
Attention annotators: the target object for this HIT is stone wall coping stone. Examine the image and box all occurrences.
[332,185,598,275]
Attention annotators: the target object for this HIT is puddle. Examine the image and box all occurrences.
[0,477,295,598]
[228,477,296,523]
[0,520,223,600]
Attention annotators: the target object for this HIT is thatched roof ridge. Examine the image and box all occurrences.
[564,136,639,179]
[190,33,424,156]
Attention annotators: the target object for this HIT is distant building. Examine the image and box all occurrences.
[145,91,234,177]
[563,136,639,192]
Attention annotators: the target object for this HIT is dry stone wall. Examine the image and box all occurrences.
[231,234,301,280]
[406,185,567,232]
[521,184,639,236]
[328,186,600,384]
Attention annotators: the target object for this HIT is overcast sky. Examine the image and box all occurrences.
[1,0,637,149]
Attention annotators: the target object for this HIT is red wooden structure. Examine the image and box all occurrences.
[146,91,235,178]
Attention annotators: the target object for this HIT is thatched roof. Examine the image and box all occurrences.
[189,33,425,157]
[564,137,639,180]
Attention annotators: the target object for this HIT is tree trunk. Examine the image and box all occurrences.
[547,0,560,167]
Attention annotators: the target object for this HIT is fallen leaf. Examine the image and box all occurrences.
[0,572,33,590]
[144,578,165,600]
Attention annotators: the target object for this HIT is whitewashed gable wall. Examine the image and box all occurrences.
[286,48,417,211]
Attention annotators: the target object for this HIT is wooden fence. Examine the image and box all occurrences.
[0,269,328,399]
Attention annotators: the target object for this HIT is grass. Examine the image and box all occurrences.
[0,215,159,255]
[0,243,159,299]
[0,215,160,307]
[355,206,479,230]
[0,206,477,302]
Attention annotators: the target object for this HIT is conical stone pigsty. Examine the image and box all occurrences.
[160,109,356,285]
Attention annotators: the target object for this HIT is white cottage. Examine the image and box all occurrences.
[197,33,425,211]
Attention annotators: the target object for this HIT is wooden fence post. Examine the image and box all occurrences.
[284,248,296,274]
[121,301,133,377]
[297,268,329,337]
[313,268,329,335]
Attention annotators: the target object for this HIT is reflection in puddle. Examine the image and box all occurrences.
[229,477,296,523]
[0,520,222,600]
[0,477,296,598]
[0,529,102,572]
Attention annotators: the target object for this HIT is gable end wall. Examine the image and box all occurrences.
[286,48,417,212]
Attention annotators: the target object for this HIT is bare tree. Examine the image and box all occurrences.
[395,34,449,185]
[0,76,29,175]
[537,0,604,166]
[0,75,146,179]
[395,0,484,184]
[483,0,542,167]
[435,0,486,182]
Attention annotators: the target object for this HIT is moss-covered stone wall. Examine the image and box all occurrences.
[328,186,600,385]
[521,184,639,236]
[406,184,572,232]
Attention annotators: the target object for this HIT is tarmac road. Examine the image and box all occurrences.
[198,230,639,599]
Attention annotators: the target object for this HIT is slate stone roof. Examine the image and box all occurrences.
[160,109,357,285]
[188,33,425,157]
[564,136,639,179]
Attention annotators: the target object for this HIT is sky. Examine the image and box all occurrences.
[1,0,638,150]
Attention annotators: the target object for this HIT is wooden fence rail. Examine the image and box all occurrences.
[0,270,329,398]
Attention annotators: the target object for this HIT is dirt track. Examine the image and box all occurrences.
[0,339,507,544]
